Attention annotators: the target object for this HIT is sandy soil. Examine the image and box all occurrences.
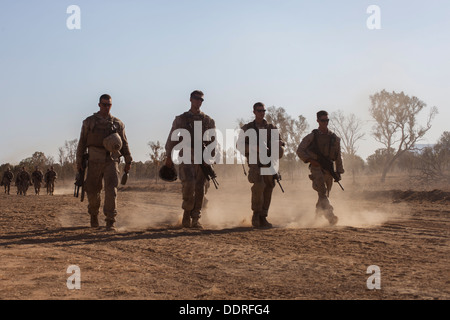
[0,177,449,300]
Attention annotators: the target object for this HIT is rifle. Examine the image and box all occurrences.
[273,172,284,193]
[200,141,219,189]
[74,153,89,202]
[315,154,344,191]
[200,163,219,189]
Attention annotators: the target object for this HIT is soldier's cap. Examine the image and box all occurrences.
[190,90,204,101]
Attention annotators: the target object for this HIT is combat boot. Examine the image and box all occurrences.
[259,216,273,228]
[90,215,99,228]
[328,215,338,226]
[182,211,191,228]
[105,220,116,231]
[251,212,260,228]
[324,206,338,226]
[191,216,203,229]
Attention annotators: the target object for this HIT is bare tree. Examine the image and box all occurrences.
[330,110,365,182]
[148,141,165,183]
[330,110,365,156]
[58,147,66,166]
[64,139,78,165]
[369,90,438,182]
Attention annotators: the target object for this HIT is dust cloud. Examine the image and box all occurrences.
[156,180,394,230]
[203,180,395,230]
[58,179,395,231]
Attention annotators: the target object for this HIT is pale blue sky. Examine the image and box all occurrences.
[1,0,449,164]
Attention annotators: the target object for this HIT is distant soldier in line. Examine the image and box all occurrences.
[164,90,216,229]
[297,110,344,226]
[15,171,21,195]
[17,167,32,196]
[44,166,57,195]
[237,102,285,228]
[44,168,50,192]
[76,94,132,230]
[31,166,44,195]
[1,167,14,195]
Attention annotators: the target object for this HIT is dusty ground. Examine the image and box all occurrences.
[0,176,449,300]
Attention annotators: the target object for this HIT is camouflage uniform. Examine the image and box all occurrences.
[32,169,44,195]
[238,120,285,228]
[165,110,215,227]
[44,168,57,195]
[18,169,32,196]
[76,111,132,228]
[297,129,344,225]
[2,169,13,195]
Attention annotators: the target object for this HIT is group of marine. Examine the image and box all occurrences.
[3,90,345,232]
[1,166,57,196]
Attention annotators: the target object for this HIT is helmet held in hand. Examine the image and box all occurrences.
[159,165,177,182]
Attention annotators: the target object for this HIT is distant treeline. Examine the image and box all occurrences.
[1,131,448,185]
[1,90,449,184]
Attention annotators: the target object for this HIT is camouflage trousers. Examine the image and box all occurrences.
[19,182,31,195]
[85,159,119,223]
[309,166,335,217]
[33,180,41,194]
[248,164,275,217]
[178,163,206,218]
[46,181,55,195]
[3,182,11,194]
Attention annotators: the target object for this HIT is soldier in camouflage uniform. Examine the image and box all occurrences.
[237,102,285,228]
[76,94,132,230]
[1,167,14,195]
[297,110,344,226]
[44,166,57,195]
[164,90,216,229]
[17,167,32,196]
[31,166,44,195]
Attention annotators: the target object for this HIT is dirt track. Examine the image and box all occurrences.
[0,179,449,300]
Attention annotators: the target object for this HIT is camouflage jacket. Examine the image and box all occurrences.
[165,110,216,162]
[296,129,344,174]
[2,171,13,182]
[32,170,43,182]
[237,119,285,164]
[76,112,132,166]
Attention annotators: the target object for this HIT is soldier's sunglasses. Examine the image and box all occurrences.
[319,119,329,123]
[255,109,266,113]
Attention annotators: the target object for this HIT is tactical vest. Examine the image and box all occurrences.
[85,115,121,149]
[310,129,338,161]
[19,171,30,181]
[178,111,214,150]
[3,171,13,183]
[32,171,43,181]
[242,120,279,166]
